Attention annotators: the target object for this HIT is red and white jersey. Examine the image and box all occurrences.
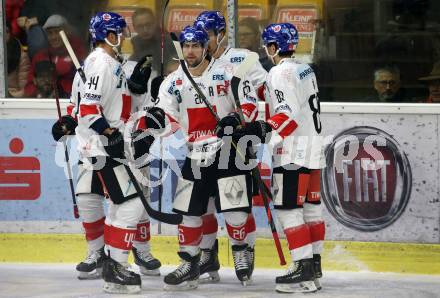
[156,58,258,159]
[265,58,325,169]
[219,47,267,100]
[74,48,144,157]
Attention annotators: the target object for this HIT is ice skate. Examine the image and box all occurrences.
[102,256,141,294]
[275,258,317,293]
[313,254,322,290]
[247,245,255,281]
[132,247,161,276]
[76,246,105,280]
[163,252,200,291]
[232,244,250,286]
[199,239,220,283]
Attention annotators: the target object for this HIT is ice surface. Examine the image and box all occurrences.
[0,264,439,298]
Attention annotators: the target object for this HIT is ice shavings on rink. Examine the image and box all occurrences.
[0,264,439,298]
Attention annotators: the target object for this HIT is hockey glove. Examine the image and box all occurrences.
[232,120,272,144]
[150,75,163,101]
[216,112,242,138]
[132,129,155,161]
[103,129,125,159]
[51,115,77,141]
[127,55,152,94]
[144,107,166,131]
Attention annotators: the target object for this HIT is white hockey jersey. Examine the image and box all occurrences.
[219,47,267,98]
[156,58,258,159]
[73,48,145,157]
[265,58,325,169]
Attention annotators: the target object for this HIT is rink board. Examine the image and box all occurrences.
[1,234,440,275]
[2,100,440,277]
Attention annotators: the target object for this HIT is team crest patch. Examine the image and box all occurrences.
[273,25,282,32]
[102,13,111,21]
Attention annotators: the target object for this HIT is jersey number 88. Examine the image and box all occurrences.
[308,93,321,133]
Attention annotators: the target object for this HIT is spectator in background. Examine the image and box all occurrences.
[24,14,86,98]
[419,61,440,103]
[6,21,30,98]
[5,0,25,42]
[129,7,173,72]
[238,17,273,71]
[373,66,409,102]
[33,61,57,98]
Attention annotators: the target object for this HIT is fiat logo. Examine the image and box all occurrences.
[322,126,412,232]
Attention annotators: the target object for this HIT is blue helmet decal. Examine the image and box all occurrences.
[179,25,209,46]
[194,10,226,33]
[262,23,299,53]
[89,12,127,43]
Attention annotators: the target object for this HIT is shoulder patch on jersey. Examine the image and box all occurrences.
[275,103,292,114]
[174,89,182,103]
[114,65,123,77]
[167,81,175,94]
[212,74,225,80]
[298,66,314,80]
[230,56,245,64]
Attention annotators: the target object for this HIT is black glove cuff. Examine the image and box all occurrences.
[127,79,148,95]
[145,107,166,130]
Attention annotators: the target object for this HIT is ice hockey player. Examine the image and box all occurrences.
[237,22,325,293]
[193,10,267,283]
[51,11,161,294]
[145,25,258,289]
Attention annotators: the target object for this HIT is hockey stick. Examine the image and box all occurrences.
[54,87,79,219]
[39,29,79,219]
[170,33,286,265]
[59,31,182,225]
[230,53,286,266]
[123,164,182,225]
[157,0,169,234]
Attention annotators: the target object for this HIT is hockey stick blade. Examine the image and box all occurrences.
[230,52,258,112]
[124,165,182,225]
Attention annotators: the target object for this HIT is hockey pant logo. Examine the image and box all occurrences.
[218,175,248,211]
[173,177,194,213]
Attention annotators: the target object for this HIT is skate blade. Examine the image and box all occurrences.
[314,278,322,290]
[239,276,250,287]
[139,267,160,276]
[77,268,102,280]
[276,281,318,293]
[103,282,141,294]
[199,271,220,284]
[163,279,198,291]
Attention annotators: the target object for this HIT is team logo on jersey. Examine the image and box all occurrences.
[217,80,230,96]
[102,13,111,21]
[175,79,182,85]
[321,126,412,232]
